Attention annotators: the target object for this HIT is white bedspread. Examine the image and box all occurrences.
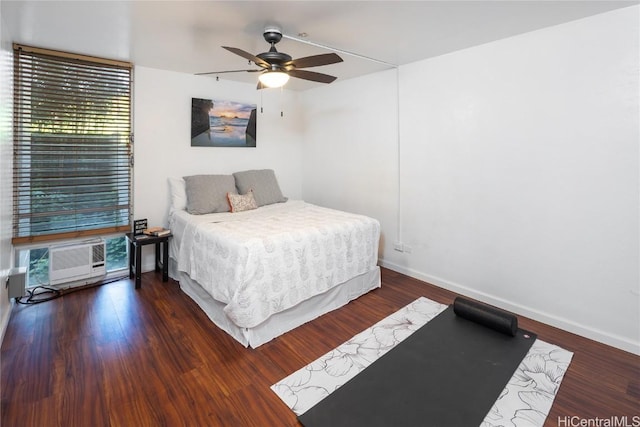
[172,201,380,329]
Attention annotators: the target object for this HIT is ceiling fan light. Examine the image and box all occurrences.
[259,71,289,88]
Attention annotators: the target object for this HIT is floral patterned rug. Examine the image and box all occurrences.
[271,297,573,427]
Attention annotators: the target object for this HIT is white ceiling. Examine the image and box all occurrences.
[2,1,637,90]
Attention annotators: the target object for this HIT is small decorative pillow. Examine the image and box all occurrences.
[227,190,258,213]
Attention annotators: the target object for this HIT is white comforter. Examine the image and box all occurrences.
[172,201,380,329]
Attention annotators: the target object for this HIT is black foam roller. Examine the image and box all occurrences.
[453,297,518,336]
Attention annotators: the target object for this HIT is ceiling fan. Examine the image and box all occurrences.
[197,27,343,89]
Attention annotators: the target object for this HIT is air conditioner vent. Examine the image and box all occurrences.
[49,240,106,285]
[92,243,105,265]
[51,246,89,272]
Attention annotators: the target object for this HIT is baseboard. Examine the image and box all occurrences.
[379,259,640,355]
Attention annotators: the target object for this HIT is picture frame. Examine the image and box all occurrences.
[133,218,148,236]
[191,98,257,147]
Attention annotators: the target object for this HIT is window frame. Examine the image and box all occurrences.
[12,44,133,245]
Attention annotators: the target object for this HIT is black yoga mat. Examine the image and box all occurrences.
[453,297,519,337]
[298,299,536,427]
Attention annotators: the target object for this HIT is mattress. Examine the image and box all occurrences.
[169,200,381,331]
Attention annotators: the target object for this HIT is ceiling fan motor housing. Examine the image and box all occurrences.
[257,51,292,67]
[258,27,292,67]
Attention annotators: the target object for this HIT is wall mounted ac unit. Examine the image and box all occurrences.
[49,240,106,286]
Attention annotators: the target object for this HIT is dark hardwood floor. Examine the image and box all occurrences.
[1,268,638,426]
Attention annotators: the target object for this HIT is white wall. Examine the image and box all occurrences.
[0,3,14,341]
[133,66,304,267]
[300,69,400,260]
[302,6,640,354]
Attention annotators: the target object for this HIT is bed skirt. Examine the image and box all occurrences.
[169,259,381,348]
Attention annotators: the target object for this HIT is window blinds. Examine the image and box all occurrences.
[13,44,132,244]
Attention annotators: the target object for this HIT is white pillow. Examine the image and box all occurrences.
[168,177,187,212]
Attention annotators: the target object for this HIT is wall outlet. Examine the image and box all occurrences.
[393,242,404,252]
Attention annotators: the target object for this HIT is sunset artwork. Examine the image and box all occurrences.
[191,98,257,147]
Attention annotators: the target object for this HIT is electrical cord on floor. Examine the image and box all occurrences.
[14,275,129,305]
[15,286,60,304]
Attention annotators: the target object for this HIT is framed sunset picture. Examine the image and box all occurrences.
[191,98,257,147]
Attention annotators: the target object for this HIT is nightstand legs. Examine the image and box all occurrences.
[154,241,169,282]
[135,243,143,289]
[162,242,169,282]
[126,233,171,290]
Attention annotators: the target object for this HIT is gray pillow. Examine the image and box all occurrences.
[233,169,287,207]
[183,174,236,214]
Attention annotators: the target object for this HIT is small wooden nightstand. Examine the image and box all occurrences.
[125,232,172,289]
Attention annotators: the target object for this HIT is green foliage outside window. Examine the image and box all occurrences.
[28,247,49,287]
[106,236,128,271]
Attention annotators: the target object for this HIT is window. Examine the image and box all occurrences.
[12,44,132,244]
[16,236,128,288]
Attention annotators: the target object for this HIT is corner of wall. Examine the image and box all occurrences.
[0,6,15,345]
[0,294,13,344]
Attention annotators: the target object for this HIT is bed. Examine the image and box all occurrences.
[167,170,381,348]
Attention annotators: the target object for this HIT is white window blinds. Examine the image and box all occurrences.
[13,44,132,244]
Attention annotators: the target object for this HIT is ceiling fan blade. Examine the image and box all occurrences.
[287,69,337,84]
[222,46,270,68]
[285,53,343,69]
[195,69,261,76]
